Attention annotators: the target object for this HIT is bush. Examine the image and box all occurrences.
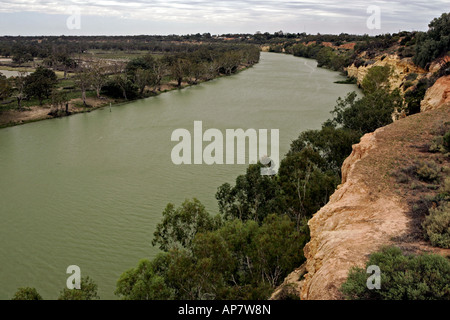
[444,131,450,151]
[403,81,414,90]
[341,246,450,300]
[11,287,43,300]
[405,73,418,81]
[404,77,435,115]
[422,203,450,248]
[415,161,440,182]
[361,65,392,94]
[429,130,450,153]
[58,276,100,300]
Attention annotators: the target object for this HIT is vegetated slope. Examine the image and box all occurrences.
[272,103,450,300]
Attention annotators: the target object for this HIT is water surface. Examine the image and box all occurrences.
[0,52,360,299]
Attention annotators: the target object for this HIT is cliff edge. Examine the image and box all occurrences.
[271,101,450,300]
[301,105,450,300]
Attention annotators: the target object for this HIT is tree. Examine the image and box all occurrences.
[152,198,222,251]
[126,54,166,93]
[11,287,43,300]
[252,214,306,287]
[0,74,12,100]
[414,13,450,69]
[151,60,166,91]
[74,66,92,106]
[133,68,158,96]
[219,51,242,75]
[331,89,403,134]
[11,46,33,66]
[115,258,175,300]
[24,67,58,105]
[215,163,281,223]
[361,65,392,94]
[287,125,361,174]
[50,90,70,115]
[48,49,77,79]
[278,148,339,229]
[11,71,28,110]
[58,276,100,300]
[422,202,450,248]
[110,61,138,100]
[90,61,109,98]
[169,57,188,87]
[120,214,306,300]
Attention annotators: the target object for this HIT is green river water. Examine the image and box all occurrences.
[0,52,360,299]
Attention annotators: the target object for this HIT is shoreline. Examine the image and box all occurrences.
[0,63,256,130]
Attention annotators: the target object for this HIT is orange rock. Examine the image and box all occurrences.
[420,75,450,112]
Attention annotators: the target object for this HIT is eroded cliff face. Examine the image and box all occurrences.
[346,54,427,91]
[421,75,450,112]
[300,128,410,300]
[272,105,450,300]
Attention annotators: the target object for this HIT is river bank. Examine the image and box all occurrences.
[0,64,254,129]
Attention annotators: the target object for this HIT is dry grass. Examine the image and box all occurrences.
[354,106,450,255]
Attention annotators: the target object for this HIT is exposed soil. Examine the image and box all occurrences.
[0,96,114,128]
[300,106,450,300]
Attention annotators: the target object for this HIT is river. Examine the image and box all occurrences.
[0,52,360,299]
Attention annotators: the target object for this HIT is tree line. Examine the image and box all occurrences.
[0,43,260,115]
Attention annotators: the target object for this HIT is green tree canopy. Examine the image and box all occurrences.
[24,66,58,105]
[361,65,392,94]
[414,13,450,69]
[152,198,222,251]
[58,276,100,300]
[11,287,43,300]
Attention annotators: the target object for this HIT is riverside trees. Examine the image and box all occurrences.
[0,41,260,112]
[124,44,260,95]
[24,67,57,105]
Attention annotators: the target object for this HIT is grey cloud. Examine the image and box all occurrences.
[0,0,447,35]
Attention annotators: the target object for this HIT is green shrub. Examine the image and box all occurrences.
[332,89,403,135]
[422,203,450,248]
[429,129,450,153]
[11,287,43,300]
[405,73,418,81]
[441,177,450,196]
[413,13,450,69]
[403,81,414,90]
[58,276,100,300]
[415,161,440,182]
[443,131,450,151]
[341,246,450,300]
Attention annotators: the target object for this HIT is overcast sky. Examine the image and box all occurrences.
[0,0,447,36]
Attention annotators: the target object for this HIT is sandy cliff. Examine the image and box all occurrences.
[421,75,450,112]
[300,105,450,300]
[300,127,411,299]
[346,54,426,90]
[272,102,450,300]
